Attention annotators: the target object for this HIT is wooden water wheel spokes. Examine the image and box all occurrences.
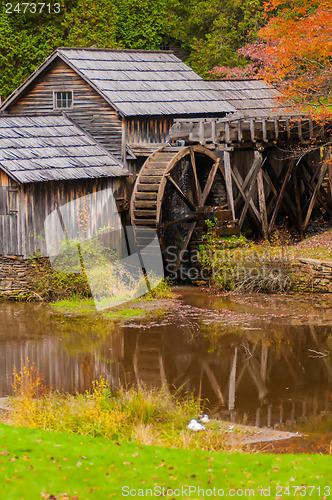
[131,145,228,273]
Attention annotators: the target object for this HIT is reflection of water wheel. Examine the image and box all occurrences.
[130,145,229,272]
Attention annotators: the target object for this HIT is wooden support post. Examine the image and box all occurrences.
[293,166,304,239]
[262,119,268,143]
[239,151,263,228]
[232,168,261,227]
[274,118,279,140]
[268,159,296,234]
[211,120,216,143]
[257,168,268,239]
[199,120,204,142]
[237,120,243,142]
[223,151,236,220]
[285,118,290,139]
[263,158,299,227]
[250,119,255,142]
[225,122,231,143]
[297,120,303,142]
[302,148,331,231]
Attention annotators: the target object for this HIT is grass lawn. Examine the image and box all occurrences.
[1,423,332,500]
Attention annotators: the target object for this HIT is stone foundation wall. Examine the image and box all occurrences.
[0,254,331,300]
[290,258,332,293]
[0,255,51,299]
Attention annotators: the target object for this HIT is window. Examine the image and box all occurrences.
[0,187,18,215]
[54,91,73,109]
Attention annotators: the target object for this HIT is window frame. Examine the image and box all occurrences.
[53,90,74,110]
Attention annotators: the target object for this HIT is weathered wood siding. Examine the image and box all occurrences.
[0,172,20,255]
[8,59,123,160]
[125,116,174,145]
[0,175,127,258]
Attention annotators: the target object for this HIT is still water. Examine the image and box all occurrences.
[1,287,332,430]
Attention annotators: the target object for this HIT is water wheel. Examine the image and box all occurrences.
[130,145,229,273]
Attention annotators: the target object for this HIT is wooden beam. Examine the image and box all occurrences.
[166,175,196,212]
[274,118,279,140]
[225,122,231,143]
[232,166,261,225]
[264,157,299,227]
[301,155,332,213]
[190,147,200,205]
[223,152,236,219]
[293,167,304,239]
[257,168,268,239]
[199,159,220,206]
[262,119,268,143]
[302,148,331,231]
[297,169,332,216]
[238,151,263,228]
[250,119,255,142]
[237,121,243,142]
[268,158,296,233]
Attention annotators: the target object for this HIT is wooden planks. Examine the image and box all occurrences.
[9,59,123,161]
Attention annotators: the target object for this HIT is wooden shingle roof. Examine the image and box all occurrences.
[0,114,128,184]
[57,48,236,116]
[209,80,290,118]
[0,48,236,117]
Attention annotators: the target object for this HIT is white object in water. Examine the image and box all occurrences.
[187,419,206,431]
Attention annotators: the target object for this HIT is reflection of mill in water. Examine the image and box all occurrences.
[128,320,332,429]
[2,300,332,431]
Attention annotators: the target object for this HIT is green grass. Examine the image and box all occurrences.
[1,423,332,500]
[50,297,146,319]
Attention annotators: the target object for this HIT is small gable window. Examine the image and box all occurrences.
[54,91,73,109]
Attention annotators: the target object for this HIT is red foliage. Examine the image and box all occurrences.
[209,40,274,79]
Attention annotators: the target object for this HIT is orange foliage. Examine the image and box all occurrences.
[259,0,332,115]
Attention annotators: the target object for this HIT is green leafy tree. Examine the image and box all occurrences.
[165,0,265,77]
[0,8,63,97]
[0,0,265,98]
[113,0,168,49]
[62,0,118,48]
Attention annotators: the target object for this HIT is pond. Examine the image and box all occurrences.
[1,288,332,439]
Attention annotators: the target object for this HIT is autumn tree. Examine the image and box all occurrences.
[259,0,332,113]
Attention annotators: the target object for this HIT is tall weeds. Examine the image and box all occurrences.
[5,362,231,451]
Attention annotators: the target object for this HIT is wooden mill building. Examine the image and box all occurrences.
[0,48,235,169]
[0,47,331,265]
